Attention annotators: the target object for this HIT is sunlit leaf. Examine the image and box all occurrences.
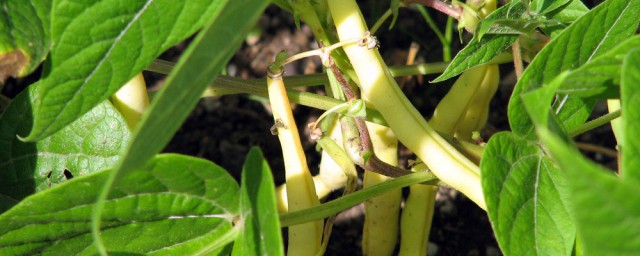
[25,0,229,141]
[508,0,640,138]
[0,154,240,255]
[621,49,640,181]
[434,3,524,82]
[539,129,640,256]
[559,36,640,98]
[481,132,575,256]
[0,86,129,213]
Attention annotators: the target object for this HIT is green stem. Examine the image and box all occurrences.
[149,59,441,79]
[147,56,512,85]
[444,16,454,61]
[201,75,387,125]
[370,8,393,35]
[415,5,448,59]
[193,226,240,256]
[279,171,439,227]
[569,109,621,138]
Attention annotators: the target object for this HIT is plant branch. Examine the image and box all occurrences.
[575,142,619,159]
[512,40,524,80]
[407,0,461,20]
[415,4,450,61]
[279,171,439,227]
[569,109,621,138]
[147,55,513,85]
[370,8,393,35]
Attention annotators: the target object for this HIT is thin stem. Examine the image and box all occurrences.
[370,8,393,35]
[576,142,618,159]
[512,40,524,80]
[444,16,454,62]
[415,5,447,54]
[283,37,366,66]
[279,172,439,227]
[328,57,357,100]
[202,75,388,125]
[147,56,514,84]
[408,0,460,20]
[569,109,621,138]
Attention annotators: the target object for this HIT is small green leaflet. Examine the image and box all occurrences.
[434,3,525,82]
[232,148,284,256]
[531,0,571,15]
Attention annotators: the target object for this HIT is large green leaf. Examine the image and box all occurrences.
[24,0,228,141]
[433,3,522,82]
[0,86,129,213]
[508,0,640,138]
[91,0,269,251]
[0,0,50,80]
[0,154,240,255]
[539,129,640,255]
[480,132,574,256]
[621,49,640,181]
[558,36,640,98]
[232,147,284,256]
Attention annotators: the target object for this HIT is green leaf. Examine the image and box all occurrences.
[0,154,240,255]
[532,0,570,15]
[539,129,640,256]
[0,0,50,80]
[476,2,531,39]
[232,147,284,256]
[508,0,640,138]
[432,34,515,83]
[558,36,640,98]
[541,0,588,38]
[481,132,575,256]
[478,18,544,36]
[271,0,293,12]
[433,3,523,82]
[24,0,229,141]
[0,86,129,213]
[91,0,269,252]
[521,71,570,140]
[621,49,640,181]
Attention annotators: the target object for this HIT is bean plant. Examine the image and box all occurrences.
[0,0,638,255]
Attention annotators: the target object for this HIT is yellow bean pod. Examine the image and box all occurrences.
[362,122,402,256]
[111,73,149,129]
[328,0,486,209]
[267,70,323,256]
